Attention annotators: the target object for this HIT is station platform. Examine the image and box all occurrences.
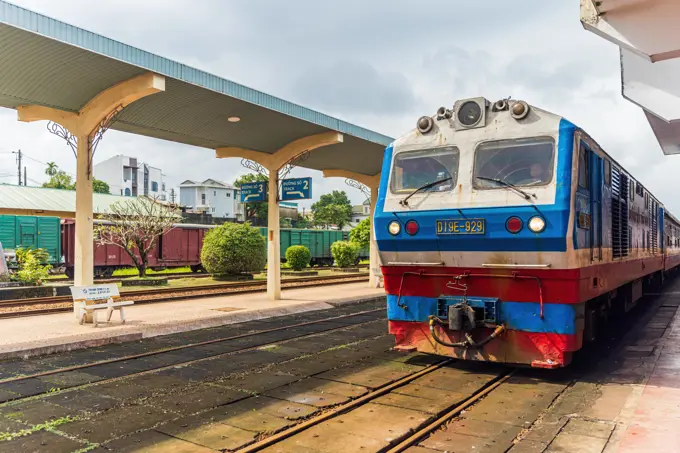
[611,290,680,453]
[0,282,385,360]
[525,282,680,453]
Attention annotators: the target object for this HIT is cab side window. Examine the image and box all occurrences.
[604,159,611,187]
[578,143,589,189]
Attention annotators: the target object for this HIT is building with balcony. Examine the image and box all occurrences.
[179,179,244,221]
[94,155,166,200]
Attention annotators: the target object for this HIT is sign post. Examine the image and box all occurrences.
[281,177,312,201]
[240,182,268,203]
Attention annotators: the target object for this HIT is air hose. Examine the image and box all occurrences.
[428,315,505,349]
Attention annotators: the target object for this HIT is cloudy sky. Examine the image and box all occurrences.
[0,1,678,212]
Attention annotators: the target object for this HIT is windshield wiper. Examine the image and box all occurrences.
[475,176,535,201]
[400,177,452,206]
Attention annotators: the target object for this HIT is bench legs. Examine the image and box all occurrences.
[81,307,126,327]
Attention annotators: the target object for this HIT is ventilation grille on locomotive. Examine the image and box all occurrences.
[651,200,659,254]
[611,168,630,258]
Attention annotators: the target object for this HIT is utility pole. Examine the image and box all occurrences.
[170,188,176,204]
[23,167,26,187]
[12,150,21,186]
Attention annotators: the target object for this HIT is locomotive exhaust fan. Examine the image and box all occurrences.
[453,97,489,131]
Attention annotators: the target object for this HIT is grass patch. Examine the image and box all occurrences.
[0,415,79,441]
[113,267,192,277]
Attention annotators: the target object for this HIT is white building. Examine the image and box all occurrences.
[94,155,167,200]
[179,179,244,220]
[350,199,371,226]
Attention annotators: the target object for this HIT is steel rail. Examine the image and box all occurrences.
[385,371,515,453]
[235,359,456,453]
[0,311,386,404]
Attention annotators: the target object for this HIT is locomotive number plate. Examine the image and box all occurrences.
[436,219,485,235]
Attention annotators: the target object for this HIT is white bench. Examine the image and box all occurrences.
[70,284,134,327]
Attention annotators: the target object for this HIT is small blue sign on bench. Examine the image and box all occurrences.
[240,182,267,202]
[281,178,312,201]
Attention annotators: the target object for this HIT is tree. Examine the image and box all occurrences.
[42,163,109,193]
[45,162,58,177]
[295,215,313,229]
[349,218,371,250]
[201,222,266,276]
[234,173,268,222]
[92,179,110,194]
[95,197,180,277]
[43,169,75,190]
[311,190,353,229]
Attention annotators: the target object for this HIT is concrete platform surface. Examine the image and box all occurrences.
[0,282,385,360]
[614,294,680,453]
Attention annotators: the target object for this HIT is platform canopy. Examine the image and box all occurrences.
[581,0,680,155]
[0,1,392,175]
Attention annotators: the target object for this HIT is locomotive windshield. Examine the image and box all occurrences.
[473,137,554,189]
[390,146,459,193]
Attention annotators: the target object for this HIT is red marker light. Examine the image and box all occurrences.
[405,220,419,235]
[506,217,523,234]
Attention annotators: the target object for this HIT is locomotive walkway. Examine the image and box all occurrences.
[0,282,384,360]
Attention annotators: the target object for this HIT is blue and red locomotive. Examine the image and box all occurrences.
[375,97,680,368]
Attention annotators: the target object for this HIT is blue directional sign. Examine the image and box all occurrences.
[281,177,312,201]
[240,182,267,202]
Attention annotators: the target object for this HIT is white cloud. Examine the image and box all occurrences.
[2,0,679,214]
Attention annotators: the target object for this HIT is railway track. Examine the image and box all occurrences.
[44,264,370,284]
[0,307,385,391]
[0,274,370,319]
[0,299,516,452]
[235,365,513,453]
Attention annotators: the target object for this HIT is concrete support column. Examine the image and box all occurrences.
[16,73,165,320]
[321,169,382,288]
[74,134,94,289]
[216,131,344,301]
[267,171,281,300]
[369,184,381,288]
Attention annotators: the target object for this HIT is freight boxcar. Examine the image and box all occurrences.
[62,220,208,278]
[0,215,61,267]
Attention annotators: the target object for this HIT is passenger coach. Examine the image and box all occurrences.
[375,97,680,368]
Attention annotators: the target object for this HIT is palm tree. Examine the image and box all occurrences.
[45,162,58,177]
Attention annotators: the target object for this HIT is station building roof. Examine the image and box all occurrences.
[0,1,393,176]
[0,184,130,218]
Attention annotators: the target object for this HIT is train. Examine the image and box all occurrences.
[0,215,366,277]
[375,96,680,368]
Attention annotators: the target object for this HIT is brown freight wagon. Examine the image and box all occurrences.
[61,219,211,278]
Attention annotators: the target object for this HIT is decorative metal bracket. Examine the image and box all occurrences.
[278,150,310,182]
[346,178,370,203]
[46,122,78,158]
[241,158,269,176]
[46,104,124,179]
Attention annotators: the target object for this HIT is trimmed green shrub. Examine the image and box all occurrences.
[201,223,266,276]
[14,248,52,285]
[285,245,311,271]
[331,241,359,268]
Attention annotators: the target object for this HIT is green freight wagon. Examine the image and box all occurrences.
[0,215,61,266]
[257,228,367,266]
